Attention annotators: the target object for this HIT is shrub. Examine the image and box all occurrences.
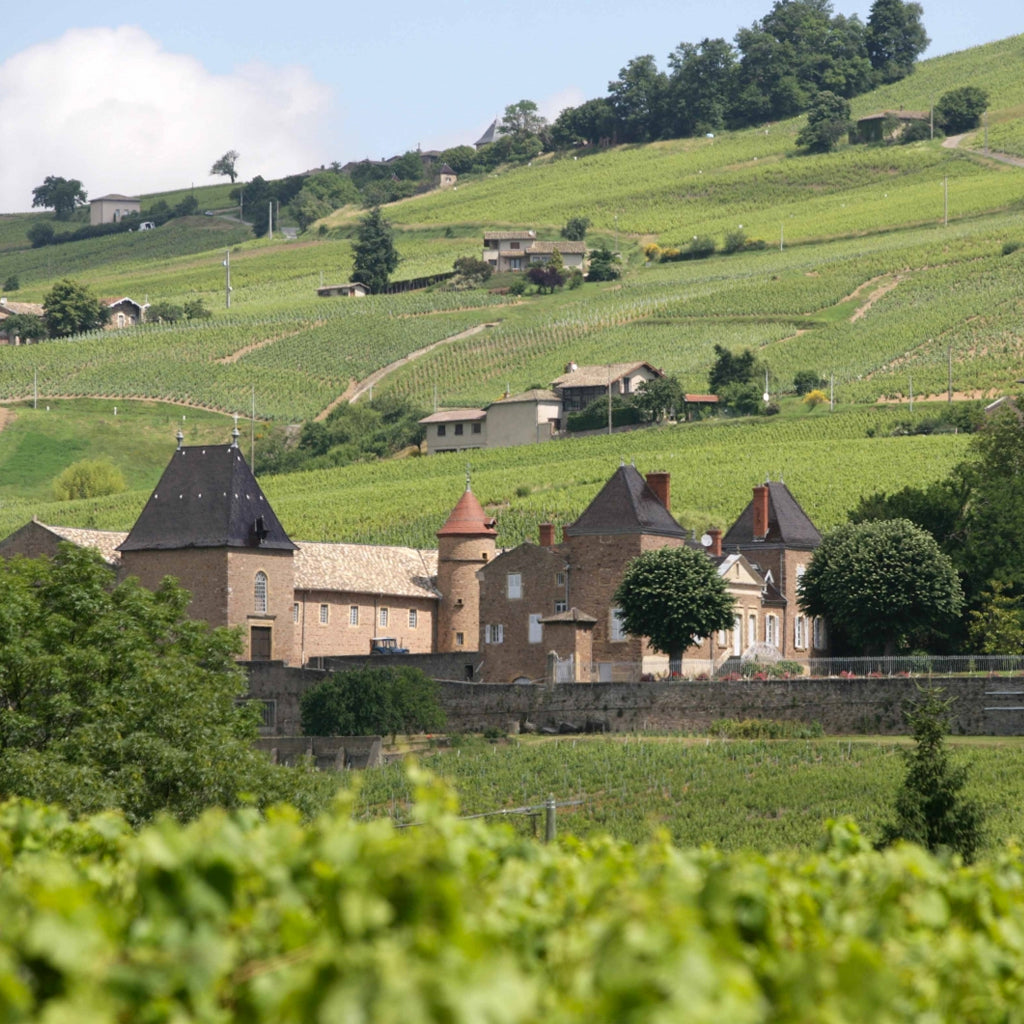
[51,459,127,501]
[3,274,19,291]
[1002,241,1021,256]
[723,228,747,254]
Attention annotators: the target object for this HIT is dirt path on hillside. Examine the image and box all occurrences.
[314,321,499,421]
[848,274,903,322]
[217,326,320,364]
[0,406,13,433]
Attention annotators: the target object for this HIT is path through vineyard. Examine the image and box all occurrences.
[315,321,499,421]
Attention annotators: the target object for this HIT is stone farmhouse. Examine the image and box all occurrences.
[0,431,826,680]
[482,230,587,274]
[0,298,45,344]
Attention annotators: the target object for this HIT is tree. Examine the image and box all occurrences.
[866,0,929,83]
[608,55,668,143]
[438,145,477,174]
[796,90,852,152]
[561,216,590,241]
[498,99,547,141]
[0,313,47,342]
[614,546,735,674]
[51,459,127,501]
[451,255,493,289]
[31,176,87,221]
[793,369,822,395]
[526,250,568,293]
[878,686,982,862]
[42,279,108,338]
[666,38,736,137]
[586,246,620,282]
[210,150,240,183]
[934,87,989,134]
[968,582,1024,655]
[300,666,445,740]
[634,374,685,422]
[3,274,19,291]
[352,206,400,294]
[0,545,333,823]
[709,343,762,393]
[798,519,964,655]
[551,98,616,148]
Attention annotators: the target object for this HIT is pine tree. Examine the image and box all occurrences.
[352,207,400,294]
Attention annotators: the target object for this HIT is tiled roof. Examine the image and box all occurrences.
[437,488,497,537]
[565,464,686,539]
[491,389,560,405]
[551,362,662,388]
[0,301,44,317]
[684,393,719,403]
[119,444,298,552]
[419,408,487,424]
[42,524,128,565]
[295,542,439,599]
[526,241,587,254]
[540,607,598,625]
[722,481,822,549]
[483,230,536,241]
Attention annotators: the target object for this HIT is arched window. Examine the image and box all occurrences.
[254,571,268,614]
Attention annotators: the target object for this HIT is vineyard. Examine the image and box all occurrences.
[7,775,1024,1021]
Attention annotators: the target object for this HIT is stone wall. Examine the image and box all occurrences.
[245,661,1024,737]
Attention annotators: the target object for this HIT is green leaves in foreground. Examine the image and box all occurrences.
[3,779,1024,1022]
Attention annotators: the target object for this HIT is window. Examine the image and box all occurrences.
[794,615,807,649]
[437,424,446,437]
[766,614,778,647]
[510,241,520,250]
[292,602,299,623]
[733,614,742,656]
[748,614,757,645]
[509,258,521,271]
[529,613,543,644]
[717,628,727,648]
[319,604,329,625]
[379,607,389,628]
[485,624,504,644]
[556,572,566,587]
[454,423,464,436]
[507,573,522,599]
[813,617,827,650]
[455,631,465,647]
[408,609,418,628]
[349,605,359,625]
[254,571,268,614]
[554,599,568,613]
[472,422,482,434]
[610,608,627,642]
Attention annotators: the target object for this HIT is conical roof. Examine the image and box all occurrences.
[722,481,821,549]
[437,487,498,537]
[118,444,297,552]
[564,464,686,539]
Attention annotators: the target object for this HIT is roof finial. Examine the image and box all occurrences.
[231,413,240,448]
[176,429,184,450]
[465,463,472,492]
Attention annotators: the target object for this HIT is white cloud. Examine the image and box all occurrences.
[0,26,334,211]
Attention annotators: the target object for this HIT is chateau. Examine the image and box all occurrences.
[0,432,827,680]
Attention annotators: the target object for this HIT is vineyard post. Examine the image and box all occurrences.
[545,794,556,843]
[223,250,231,309]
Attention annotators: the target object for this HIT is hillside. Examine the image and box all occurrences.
[0,36,1021,545]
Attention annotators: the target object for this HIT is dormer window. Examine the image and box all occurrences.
[254,571,268,614]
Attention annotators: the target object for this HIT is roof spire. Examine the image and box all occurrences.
[231,413,240,448]
[176,429,184,450]
[465,463,472,492]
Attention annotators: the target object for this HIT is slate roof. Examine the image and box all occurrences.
[118,444,298,552]
[550,362,662,389]
[540,607,597,625]
[721,481,822,549]
[564,464,686,539]
[475,120,499,147]
[295,542,439,599]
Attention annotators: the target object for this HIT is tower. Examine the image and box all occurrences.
[435,484,497,652]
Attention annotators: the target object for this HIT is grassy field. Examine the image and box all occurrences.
[350,734,1024,856]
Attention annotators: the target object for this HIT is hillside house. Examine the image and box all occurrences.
[526,240,587,273]
[0,299,45,344]
[551,361,664,414]
[90,194,141,225]
[419,390,562,453]
[419,409,488,454]
[481,231,588,274]
[317,282,369,298]
[105,297,148,328]
[434,163,457,189]
[850,110,929,144]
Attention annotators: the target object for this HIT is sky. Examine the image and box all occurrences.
[0,0,1017,212]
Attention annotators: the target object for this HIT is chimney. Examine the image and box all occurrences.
[539,522,556,547]
[709,528,722,556]
[646,471,670,511]
[753,484,770,540]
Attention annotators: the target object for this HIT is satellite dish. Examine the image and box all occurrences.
[700,533,713,548]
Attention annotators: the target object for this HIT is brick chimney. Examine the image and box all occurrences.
[753,484,770,540]
[646,471,670,511]
[709,528,722,556]
[539,522,556,547]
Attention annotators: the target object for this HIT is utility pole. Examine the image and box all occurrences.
[948,344,953,403]
[944,177,948,227]
[223,249,231,309]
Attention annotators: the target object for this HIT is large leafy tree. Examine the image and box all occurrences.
[878,686,982,861]
[608,55,668,143]
[614,546,735,674]
[300,666,445,739]
[866,0,929,83]
[796,90,852,152]
[31,176,87,220]
[0,545,332,823]
[935,86,990,135]
[42,279,109,337]
[499,99,547,141]
[666,38,736,137]
[352,206,400,294]
[634,374,684,422]
[798,519,963,656]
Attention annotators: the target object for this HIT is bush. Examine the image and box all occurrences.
[1002,241,1021,256]
[793,370,821,396]
[723,228,747,254]
[560,216,590,241]
[3,274,19,291]
[566,396,641,432]
[51,459,127,501]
